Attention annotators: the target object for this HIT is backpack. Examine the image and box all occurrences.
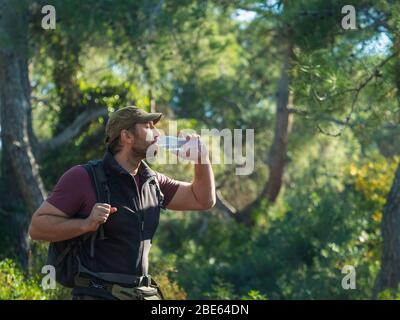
[46,160,110,288]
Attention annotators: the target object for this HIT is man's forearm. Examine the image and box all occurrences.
[192,159,216,209]
[29,215,89,242]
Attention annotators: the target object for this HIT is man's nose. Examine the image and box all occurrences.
[152,127,160,138]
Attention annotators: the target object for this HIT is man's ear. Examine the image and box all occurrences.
[121,129,134,145]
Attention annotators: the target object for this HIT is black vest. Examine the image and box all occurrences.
[78,150,164,278]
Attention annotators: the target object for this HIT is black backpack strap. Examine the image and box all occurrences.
[150,177,165,210]
[84,160,111,204]
[83,160,111,257]
[139,160,165,210]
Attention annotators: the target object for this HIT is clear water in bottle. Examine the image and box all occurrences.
[157,136,188,152]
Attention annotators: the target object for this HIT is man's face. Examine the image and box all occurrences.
[129,121,160,158]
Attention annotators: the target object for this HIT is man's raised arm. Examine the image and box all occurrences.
[166,134,216,211]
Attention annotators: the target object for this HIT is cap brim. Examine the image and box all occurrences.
[140,112,162,124]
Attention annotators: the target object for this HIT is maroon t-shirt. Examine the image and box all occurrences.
[47,165,180,217]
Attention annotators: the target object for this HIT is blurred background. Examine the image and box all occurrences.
[0,0,400,300]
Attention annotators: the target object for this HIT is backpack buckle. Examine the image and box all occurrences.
[138,275,151,287]
[90,280,105,289]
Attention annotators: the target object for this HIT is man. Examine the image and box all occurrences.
[29,106,216,300]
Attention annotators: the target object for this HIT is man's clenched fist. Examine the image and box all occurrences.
[83,203,117,232]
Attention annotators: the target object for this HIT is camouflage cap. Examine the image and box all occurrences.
[105,106,162,145]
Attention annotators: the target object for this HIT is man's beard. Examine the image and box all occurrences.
[130,142,158,160]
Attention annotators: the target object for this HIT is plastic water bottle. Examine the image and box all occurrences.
[157,136,188,152]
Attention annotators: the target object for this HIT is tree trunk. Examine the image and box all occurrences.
[0,0,46,267]
[373,45,400,297]
[373,159,400,298]
[224,41,294,226]
[0,51,47,210]
[263,41,294,202]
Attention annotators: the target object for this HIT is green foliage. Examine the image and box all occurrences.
[241,290,269,300]
[0,259,45,299]
[0,258,69,300]
[377,288,400,300]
